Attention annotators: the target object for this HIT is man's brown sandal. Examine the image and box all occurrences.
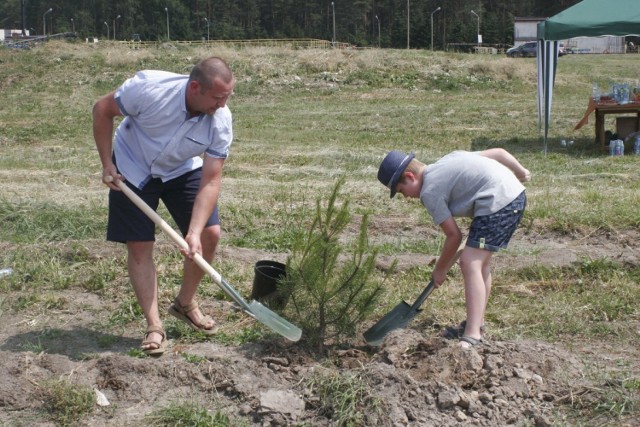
[141,325,167,356]
[168,298,218,335]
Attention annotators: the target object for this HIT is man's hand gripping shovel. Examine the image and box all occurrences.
[363,243,465,346]
[107,177,302,342]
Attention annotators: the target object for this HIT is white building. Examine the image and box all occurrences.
[513,17,625,53]
[0,29,30,41]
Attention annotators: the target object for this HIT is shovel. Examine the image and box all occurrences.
[363,243,465,346]
[108,177,302,342]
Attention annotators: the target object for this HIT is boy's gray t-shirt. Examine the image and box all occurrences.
[420,151,525,225]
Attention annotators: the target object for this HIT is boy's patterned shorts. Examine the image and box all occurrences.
[467,191,526,252]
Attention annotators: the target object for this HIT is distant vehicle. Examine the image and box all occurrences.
[506,42,537,58]
[558,43,569,56]
[506,41,567,58]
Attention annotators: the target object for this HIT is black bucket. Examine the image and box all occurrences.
[251,260,288,310]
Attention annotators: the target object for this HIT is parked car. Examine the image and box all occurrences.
[558,43,569,56]
[506,42,537,58]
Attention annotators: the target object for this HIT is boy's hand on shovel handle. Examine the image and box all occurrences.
[433,242,466,288]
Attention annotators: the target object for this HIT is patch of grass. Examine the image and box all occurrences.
[18,338,45,353]
[41,380,94,424]
[107,297,144,327]
[490,258,640,341]
[96,334,120,348]
[304,366,382,426]
[0,199,106,243]
[210,326,264,346]
[181,352,208,364]
[146,401,234,426]
[128,348,147,358]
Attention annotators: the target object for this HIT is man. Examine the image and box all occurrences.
[93,57,235,355]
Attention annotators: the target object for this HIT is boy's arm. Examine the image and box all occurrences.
[432,217,463,287]
[479,148,531,182]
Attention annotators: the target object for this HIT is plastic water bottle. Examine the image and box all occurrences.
[592,82,600,101]
[610,139,624,156]
[0,268,13,278]
[634,135,640,155]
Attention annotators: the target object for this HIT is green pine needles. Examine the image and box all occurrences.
[280,177,388,353]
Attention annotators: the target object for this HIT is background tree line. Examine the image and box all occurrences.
[2,0,580,48]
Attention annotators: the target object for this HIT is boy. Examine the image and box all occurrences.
[377,149,530,348]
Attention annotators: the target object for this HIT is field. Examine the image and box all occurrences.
[0,41,639,426]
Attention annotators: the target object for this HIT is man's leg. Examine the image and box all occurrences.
[127,240,163,350]
[174,224,220,330]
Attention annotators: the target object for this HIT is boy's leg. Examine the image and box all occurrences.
[459,247,493,341]
[460,191,526,347]
[481,257,492,323]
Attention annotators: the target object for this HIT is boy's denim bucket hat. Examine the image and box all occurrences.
[377,150,415,198]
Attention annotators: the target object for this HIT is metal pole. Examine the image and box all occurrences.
[406,0,410,49]
[471,10,480,47]
[431,7,441,51]
[43,8,52,36]
[21,0,26,36]
[103,21,109,40]
[70,18,74,33]
[113,14,121,41]
[375,15,380,48]
[165,7,170,41]
[331,2,335,46]
[204,17,209,42]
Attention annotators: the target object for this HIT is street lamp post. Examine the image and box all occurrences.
[204,17,209,42]
[113,14,121,40]
[70,18,75,33]
[470,10,480,48]
[103,21,109,40]
[407,0,411,49]
[431,7,441,51]
[331,2,335,46]
[165,7,170,41]
[375,15,380,48]
[42,8,52,36]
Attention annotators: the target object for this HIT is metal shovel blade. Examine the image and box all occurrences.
[362,303,423,346]
[220,277,302,342]
[363,280,435,346]
[247,300,302,342]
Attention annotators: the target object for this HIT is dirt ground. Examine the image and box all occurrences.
[0,230,639,426]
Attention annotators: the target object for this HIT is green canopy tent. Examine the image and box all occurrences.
[537,0,640,153]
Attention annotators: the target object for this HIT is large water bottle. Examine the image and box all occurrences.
[634,135,640,155]
[592,82,600,101]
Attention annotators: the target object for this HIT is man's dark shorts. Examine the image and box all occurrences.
[107,168,219,243]
[466,191,526,253]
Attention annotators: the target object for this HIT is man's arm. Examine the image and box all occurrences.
[184,155,224,257]
[479,148,531,182]
[93,91,123,190]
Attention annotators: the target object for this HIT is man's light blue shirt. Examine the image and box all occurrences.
[113,70,233,189]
